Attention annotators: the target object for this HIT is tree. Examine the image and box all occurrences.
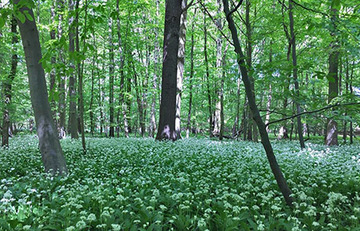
[1,16,18,147]
[156,0,182,141]
[13,0,68,174]
[67,0,79,139]
[325,0,340,146]
[222,0,293,206]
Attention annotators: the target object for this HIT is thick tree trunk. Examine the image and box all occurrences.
[155,0,182,141]
[68,0,79,139]
[2,17,18,147]
[14,1,67,174]
[175,0,187,138]
[223,0,293,206]
[325,3,340,146]
[289,0,305,149]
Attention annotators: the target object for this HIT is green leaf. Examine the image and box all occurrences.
[23,10,33,21]
[0,17,4,28]
[331,0,341,9]
[15,12,26,23]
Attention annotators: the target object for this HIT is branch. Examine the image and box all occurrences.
[291,0,329,17]
[266,102,360,127]
[227,0,244,17]
[181,0,196,14]
[199,0,234,46]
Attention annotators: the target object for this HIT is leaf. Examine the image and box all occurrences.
[15,12,26,23]
[0,17,4,28]
[331,0,341,10]
[23,10,34,21]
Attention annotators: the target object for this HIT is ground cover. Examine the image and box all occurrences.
[1,137,360,230]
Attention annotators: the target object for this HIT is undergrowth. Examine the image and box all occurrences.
[1,137,360,230]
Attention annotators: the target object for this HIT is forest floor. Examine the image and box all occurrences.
[1,136,360,230]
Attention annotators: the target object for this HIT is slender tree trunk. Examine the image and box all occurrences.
[175,0,188,139]
[232,73,241,138]
[108,18,115,137]
[223,0,293,206]
[186,8,196,139]
[325,2,340,146]
[343,58,349,143]
[116,0,129,138]
[68,0,79,139]
[14,1,67,174]
[203,14,213,137]
[50,2,57,124]
[77,0,87,152]
[2,17,18,147]
[133,64,145,137]
[289,0,305,149]
[265,84,272,133]
[149,0,160,138]
[57,0,66,139]
[89,51,95,136]
[219,44,228,140]
[155,0,182,141]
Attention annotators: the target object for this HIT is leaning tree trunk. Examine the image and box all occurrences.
[14,1,68,174]
[223,0,293,206]
[2,17,18,147]
[155,0,182,141]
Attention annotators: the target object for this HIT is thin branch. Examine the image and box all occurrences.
[227,0,244,17]
[199,0,233,46]
[292,0,328,17]
[182,0,196,14]
[266,102,360,127]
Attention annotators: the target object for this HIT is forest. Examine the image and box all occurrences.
[0,0,360,230]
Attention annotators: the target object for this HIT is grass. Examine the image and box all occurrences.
[1,136,360,230]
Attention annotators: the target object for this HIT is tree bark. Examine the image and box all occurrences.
[203,14,213,137]
[108,17,115,137]
[175,0,188,139]
[186,8,196,139]
[223,0,293,206]
[155,0,182,141]
[14,0,68,174]
[116,0,129,138]
[2,17,18,147]
[68,0,79,139]
[325,2,340,146]
[289,0,305,149]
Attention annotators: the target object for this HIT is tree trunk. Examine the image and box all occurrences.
[108,18,115,137]
[68,0,79,139]
[57,0,66,139]
[186,8,196,139]
[14,1,68,174]
[2,17,18,147]
[116,0,129,138]
[289,0,305,149]
[133,64,145,137]
[232,73,241,138]
[149,0,160,138]
[203,14,213,137]
[219,44,228,141]
[77,0,87,152]
[49,2,57,124]
[155,0,182,141]
[325,2,340,146]
[223,0,293,206]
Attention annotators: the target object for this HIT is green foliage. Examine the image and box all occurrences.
[1,137,360,230]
